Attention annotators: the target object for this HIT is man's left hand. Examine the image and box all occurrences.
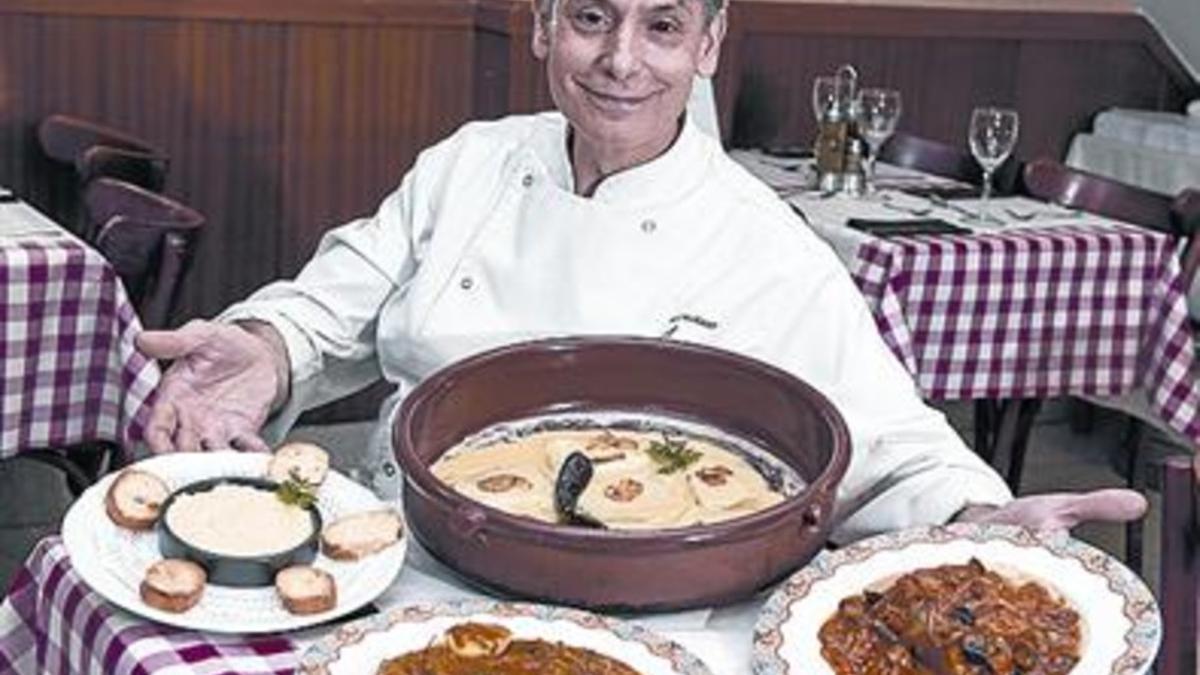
[955,489,1148,531]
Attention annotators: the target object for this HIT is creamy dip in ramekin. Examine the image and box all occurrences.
[164,484,313,557]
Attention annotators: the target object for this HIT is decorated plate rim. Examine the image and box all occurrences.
[300,598,714,674]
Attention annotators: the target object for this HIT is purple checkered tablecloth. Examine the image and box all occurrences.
[0,537,297,675]
[848,223,1200,440]
[1,230,159,457]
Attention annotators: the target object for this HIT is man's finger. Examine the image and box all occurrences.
[229,431,272,454]
[198,420,232,452]
[144,401,179,453]
[1062,488,1148,528]
[136,322,209,361]
[173,413,204,453]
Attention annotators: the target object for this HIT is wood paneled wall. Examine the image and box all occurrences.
[497,2,1196,158]
[722,4,1193,159]
[0,0,1195,419]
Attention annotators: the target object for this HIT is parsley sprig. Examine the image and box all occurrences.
[275,473,318,510]
[646,435,702,475]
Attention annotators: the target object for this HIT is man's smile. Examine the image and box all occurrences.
[575,80,661,113]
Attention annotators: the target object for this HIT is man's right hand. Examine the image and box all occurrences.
[136,320,288,453]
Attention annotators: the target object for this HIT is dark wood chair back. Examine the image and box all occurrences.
[38,114,169,191]
[1021,159,1175,232]
[1158,455,1199,675]
[37,114,170,235]
[83,178,204,329]
[877,132,1021,194]
[879,132,983,184]
[1173,189,1200,303]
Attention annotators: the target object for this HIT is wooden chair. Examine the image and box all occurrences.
[37,114,169,236]
[1022,158,1176,232]
[83,178,204,331]
[879,133,982,184]
[877,132,1021,194]
[1158,455,1199,675]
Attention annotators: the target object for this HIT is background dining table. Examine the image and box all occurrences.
[732,151,1200,456]
[0,190,159,456]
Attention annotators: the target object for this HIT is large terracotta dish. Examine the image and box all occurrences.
[393,336,851,612]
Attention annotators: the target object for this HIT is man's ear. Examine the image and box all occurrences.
[696,9,727,78]
[531,0,551,60]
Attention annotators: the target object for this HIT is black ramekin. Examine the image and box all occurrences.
[157,476,322,588]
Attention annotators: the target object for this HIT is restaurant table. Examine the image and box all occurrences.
[733,151,1200,462]
[0,193,159,456]
[0,532,761,674]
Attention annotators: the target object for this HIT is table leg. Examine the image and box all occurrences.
[975,398,1043,493]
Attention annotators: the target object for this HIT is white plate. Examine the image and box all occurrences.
[61,451,406,634]
[300,599,713,674]
[752,523,1160,674]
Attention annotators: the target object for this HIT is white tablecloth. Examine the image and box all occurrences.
[1066,132,1200,197]
[1093,108,1200,157]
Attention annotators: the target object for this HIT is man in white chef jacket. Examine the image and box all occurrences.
[137,0,1145,541]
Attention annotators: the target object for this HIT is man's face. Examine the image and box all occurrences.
[532,0,725,155]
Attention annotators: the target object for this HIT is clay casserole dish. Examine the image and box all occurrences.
[394,336,850,611]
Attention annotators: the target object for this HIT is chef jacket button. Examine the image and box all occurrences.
[459,275,474,290]
[641,219,657,233]
[522,173,535,188]
[382,462,396,477]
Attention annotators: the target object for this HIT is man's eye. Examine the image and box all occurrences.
[649,18,681,33]
[572,8,610,31]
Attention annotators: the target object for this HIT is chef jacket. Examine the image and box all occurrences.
[219,112,1013,543]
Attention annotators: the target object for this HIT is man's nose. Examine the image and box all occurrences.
[601,26,643,80]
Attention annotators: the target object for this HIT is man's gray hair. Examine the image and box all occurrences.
[535,0,725,23]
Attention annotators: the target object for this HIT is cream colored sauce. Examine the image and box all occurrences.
[165,484,313,557]
[432,428,785,530]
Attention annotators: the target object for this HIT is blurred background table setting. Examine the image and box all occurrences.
[734,66,1200,503]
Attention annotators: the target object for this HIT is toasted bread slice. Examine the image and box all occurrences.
[275,565,336,615]
[320,510,403,561]
[140,559,206,613]
[105,469,170,530]
[267,442,330,486]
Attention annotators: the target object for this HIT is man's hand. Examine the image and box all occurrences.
[136,320,289,453]
[956,488,1148,531]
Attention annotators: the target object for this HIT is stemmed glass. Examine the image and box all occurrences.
[856,88,902,196]
[967,107,1019,224]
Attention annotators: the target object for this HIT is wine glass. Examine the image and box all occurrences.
[967,107,1019,223]
[856,88,902,196]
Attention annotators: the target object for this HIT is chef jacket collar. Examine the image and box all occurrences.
[532,112,713,210]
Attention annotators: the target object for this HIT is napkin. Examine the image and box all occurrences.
[761,145,814,159]
[899,184,980,200]
[848,217,970,237]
